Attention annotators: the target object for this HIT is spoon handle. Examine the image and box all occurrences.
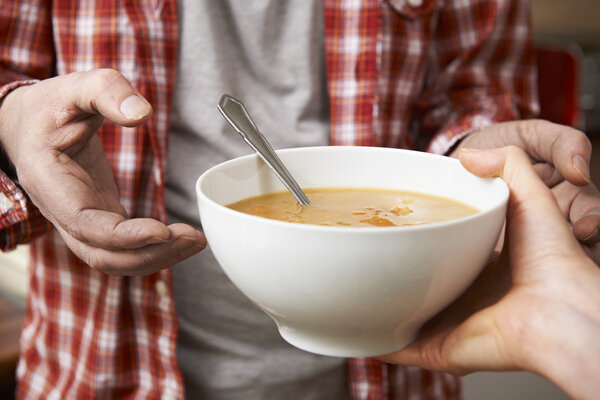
[217,94,311,206]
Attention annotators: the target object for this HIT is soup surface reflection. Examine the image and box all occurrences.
[227,187,478,227]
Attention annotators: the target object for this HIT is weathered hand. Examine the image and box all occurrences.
[0,69,206,275]
[451,120,600,250]
[381,146,600,400]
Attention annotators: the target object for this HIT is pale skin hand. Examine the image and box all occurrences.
[381,146,600,400]
[0,69,206,275]
[450,120,600,253]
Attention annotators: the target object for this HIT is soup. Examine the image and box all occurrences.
[227,187,478,227]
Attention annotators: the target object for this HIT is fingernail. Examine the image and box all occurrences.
[460,147,482,153]
[120,95,151,120]
[583,227,599,244]
[573,155,591,184]
[146,236,170,245]
[173,235,204,250]
[459,148,483,157]
[179,235,203,245]
[175,236,204,258]
[179,245,203,259]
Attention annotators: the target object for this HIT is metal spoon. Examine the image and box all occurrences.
[217,94,311,206]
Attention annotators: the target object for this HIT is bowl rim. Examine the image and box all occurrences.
[196,146,509,234]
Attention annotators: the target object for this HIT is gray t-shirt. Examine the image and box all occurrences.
[165,1,349,399]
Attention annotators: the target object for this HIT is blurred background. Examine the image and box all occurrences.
[1,0,599,398]
[531,0,600,136]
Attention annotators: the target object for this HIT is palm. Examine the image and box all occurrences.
[22,116,127,230]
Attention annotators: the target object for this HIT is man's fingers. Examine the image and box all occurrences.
[458,120,592,186]
[517,120,591,186]
[67,210,172,249]
[27,153,170,250]
[574,213,600,244]
[532,162,563,187]
[58,223,206,275]
[582,242,600,263]
[570,184,600,243]
[550,180,600,243]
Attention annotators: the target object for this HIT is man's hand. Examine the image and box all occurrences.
[451,120,600,251]
[381,146,600,400]
[0,69,206,275]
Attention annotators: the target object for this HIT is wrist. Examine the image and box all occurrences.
[0,80,37,143]
[0,88,25,181]
[0,84,30,164]
[518,267,600,399]
[531,324,600,399]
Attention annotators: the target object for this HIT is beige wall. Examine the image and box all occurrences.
[531,0,600,48]
[463,372,569,400]
[0,246,29,305]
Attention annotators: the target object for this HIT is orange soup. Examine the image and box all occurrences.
[227,187,478,227]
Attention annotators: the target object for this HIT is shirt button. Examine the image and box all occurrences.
[154,167,162,187]
[155,280,168,297]
[407,0,423,7]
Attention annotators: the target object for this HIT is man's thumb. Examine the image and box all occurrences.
[65,68,153,127]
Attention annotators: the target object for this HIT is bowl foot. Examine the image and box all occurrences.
[278,326,418,358]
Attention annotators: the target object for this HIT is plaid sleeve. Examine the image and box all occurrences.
[0,170,51,251]
[348,358,462,399]
[420,0,540,154]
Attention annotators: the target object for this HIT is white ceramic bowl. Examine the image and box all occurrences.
[196,146,508,357]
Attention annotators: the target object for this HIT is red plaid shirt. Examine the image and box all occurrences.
[0,0,537,398]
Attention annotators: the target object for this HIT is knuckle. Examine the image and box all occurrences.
[112,221,145,246]
[531,118,550,129]
[572,129,592,152]
[67,225,87,244]
[81,251,109,273]
[89,69,129,103]
[68,210,91,243]
[137,249,161,271]
[530,119,590,149]
[521,119,544,141]
[415,345,450,373]
[86,68,137,116]
[92,68,124,87]
[533,163,557,183]
[504,144,527,159]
